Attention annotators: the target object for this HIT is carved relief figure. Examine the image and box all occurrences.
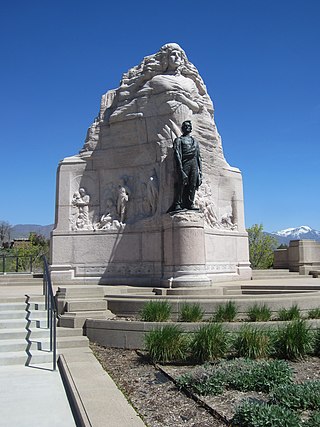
[71,188,92,230]
[94,199,121,230]
[170,120,202,211]
[146,170,159,215]
[117,178,130,223]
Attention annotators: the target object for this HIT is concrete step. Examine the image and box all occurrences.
[0,327,84,340]
[0,349,54,366]
[57,286,105,299]
[0,319,27,329]
[66,300,107,312]
[59,310,112,328]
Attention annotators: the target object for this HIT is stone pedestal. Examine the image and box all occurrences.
[162,212,211,287]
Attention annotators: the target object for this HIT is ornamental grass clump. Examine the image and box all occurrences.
[140,300,171,322]
[190,323,228,363]
[179,303,204,322]
[304,411,320,427]
[247,303,272,322]
[234,325,272,359]
[212,300,238,322]
[274,319,313,360]
[313,329,320,356]
[308,307,320,319]
[277,304,301,321]
[231,401,300,427]
[144,325,188,363]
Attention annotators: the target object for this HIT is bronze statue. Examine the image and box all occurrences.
[171,120,202,211]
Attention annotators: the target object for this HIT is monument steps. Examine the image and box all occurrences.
[0,291,89,366]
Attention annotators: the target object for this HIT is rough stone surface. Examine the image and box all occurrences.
[51,43,251,286]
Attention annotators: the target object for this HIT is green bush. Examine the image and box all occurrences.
[212,300,238,322]
[272,381,320,410]
[140,300,171,322]
[247,303,272,322]
[177,359,292,396]
[308,308,320,319]
[190,323,228,363]
[144,325,188,363]
[232,401,300,427]
[277,304,301,321]
[179,303,204,322]
[228,359,293,393]
[273,319,313,360]
[314,329,320,356]
[234,326,272,359]
[304,411,320,427]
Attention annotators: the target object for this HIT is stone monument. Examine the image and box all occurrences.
[51,43,251,286]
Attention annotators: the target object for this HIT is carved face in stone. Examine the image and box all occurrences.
[168,49,183,71]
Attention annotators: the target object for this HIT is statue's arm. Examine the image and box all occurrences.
[174,137,186,179]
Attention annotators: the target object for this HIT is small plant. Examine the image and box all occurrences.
[179,303,204,322]
[234,325,272,359]
[272,381,320,410]
[247,303,272,322]
[314,329,320,356]
[190,323,228,363]
[277,304,301,321]
[177,371,225,396]
[308,308,320,319]
[212,300,238,322]
[304,411,320,427]
[140,300,171,322]
[273,319,313,360]
[144,325,188,363]
[232,401,300,427]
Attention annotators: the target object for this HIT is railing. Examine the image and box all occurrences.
[42,256,57,371]
[0,255,34,274]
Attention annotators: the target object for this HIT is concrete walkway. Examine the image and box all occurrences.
[0,276,146,427]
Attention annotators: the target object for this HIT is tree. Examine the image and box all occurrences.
[0,221,12,246]
[247,224,278,269]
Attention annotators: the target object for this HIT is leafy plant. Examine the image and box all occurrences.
[272,381,320,410]
[308,308,320,319]
[190,323,229,363]
[234,325,272,359]
[144,325,188,363]
[212,300,238,322]
[176,371,225,396]
[247,223,278,269]
[140,300,171,322]
[179,303,204,322]
[273,319,313,360]
[304,411,320,427]
[232,401,300,427]
[277,304,301,321]
[247,303,272,322]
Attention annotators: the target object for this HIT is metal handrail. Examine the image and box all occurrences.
[42,256,57,371]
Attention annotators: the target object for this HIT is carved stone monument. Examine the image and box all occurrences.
[51,43,251,286]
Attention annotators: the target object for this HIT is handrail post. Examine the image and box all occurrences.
[3,255,5,274]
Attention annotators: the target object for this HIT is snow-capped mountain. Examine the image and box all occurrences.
[269,226,320,245]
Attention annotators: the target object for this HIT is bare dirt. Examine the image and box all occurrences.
[90,344,320,427]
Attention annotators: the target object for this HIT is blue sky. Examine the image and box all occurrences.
[1,0,319,232]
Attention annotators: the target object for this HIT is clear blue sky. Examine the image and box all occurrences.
[1,0,319,232]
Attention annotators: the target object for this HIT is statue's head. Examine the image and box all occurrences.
[160,43,187,72]
[181,120,192,134]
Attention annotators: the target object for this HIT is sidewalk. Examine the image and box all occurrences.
[0,276,146,427]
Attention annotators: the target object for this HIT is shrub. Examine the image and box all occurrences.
[273,319,313,360]
[247,303,272,322]
[144,325,188,363]
[228,359,293,393]
[140,300,171,322]
[232,401,300,427]
[177,359,292,396]
[234,325,272,359]
[190,323,228,363]
[314,329,320,356]
[308,308,320,319]
[272,381,320,410]
[212,301,237,322]
[277,304,301,321]
[304,411,320,427]
[179,303,204,322]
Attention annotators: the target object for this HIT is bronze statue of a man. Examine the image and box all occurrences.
[171,120,202,211]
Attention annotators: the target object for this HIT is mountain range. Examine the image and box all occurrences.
[10,224,54,240]
[266,225,320,245]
